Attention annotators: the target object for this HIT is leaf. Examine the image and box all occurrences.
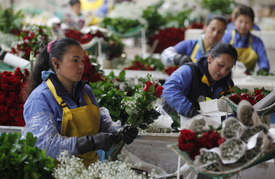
[118,70,125,80]
[26,132,37,147]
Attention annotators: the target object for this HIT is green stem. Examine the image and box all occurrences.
[108,115,140,161]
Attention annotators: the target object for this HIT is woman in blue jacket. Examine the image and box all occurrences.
[162,43,237,118]
[222,5,269,72]
[22,38,138,166]
[161,15,227,66]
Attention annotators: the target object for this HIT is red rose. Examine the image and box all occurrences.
[218,138,226,145]
[209,131,221,140]
[0,105,8,113]
[201,137,214,149]
[240,93,248,98]
[229,94,240,104]
[201,132,210,138]
[254,94,264,102]
[254,89,262,96]
[143,81,153,92]
[180,129,196,141]
[178,135,186,143]
[153,86,164,97]
[179,142,196,153]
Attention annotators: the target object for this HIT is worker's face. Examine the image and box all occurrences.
[71,2,81,16]
[207,54,235,81]
[204,19,226,45]
[55,45,85,86]
[234,15,253,36]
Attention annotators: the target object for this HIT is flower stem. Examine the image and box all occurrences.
[109,140,126,161]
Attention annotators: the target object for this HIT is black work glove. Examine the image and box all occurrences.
[112,126,138,145]
[186,104,200,118]
[174,54,192,66]
[76,133,114,154]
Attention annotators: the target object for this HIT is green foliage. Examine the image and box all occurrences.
[90,78,129,125]
[232,86,271,97]
[164,6,192,28]
[0,132,55,179]
[199,0,236,15]
[131,55,165,71]
[100,17,141,34]
[0,5,25,33]
[142,5,167,36]
[169,112,181,130]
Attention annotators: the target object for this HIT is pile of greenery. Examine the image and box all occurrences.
[0,132,55,179]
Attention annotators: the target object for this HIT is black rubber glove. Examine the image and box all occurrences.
[186,104,200,118]
[76,133,114,154]
[112,126,138,145]
[174,54,192,66]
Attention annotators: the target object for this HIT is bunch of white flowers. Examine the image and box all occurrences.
[54,151,156,179]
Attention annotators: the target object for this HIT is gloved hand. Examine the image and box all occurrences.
[112,126,138,145]
[174,54,192,66]
[186,104,200,118]
[76,133,114,154]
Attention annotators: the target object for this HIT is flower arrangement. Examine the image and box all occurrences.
[148,27,186,54]
[0,67,29,126]
[228,86,271,105]
[175,103,275,173]
[178,129,226,160]
[109,74,164,161]
[54,150,156,179]
[10,24,52,60]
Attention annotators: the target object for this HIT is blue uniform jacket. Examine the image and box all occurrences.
[161,36,206,66]
[161,57,233,116]
[222,29,270,71]
[23,72,120,159]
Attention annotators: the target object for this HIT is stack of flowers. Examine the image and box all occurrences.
[81,54,103,83]
[228,87,270,105]
[175,100,275,174]
[124,55,164,71]
[0,67,29,126]
[64,29,105,44]
[10,24,51,60]
[148,27,186,54]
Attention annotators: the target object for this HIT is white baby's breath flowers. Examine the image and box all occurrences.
[54,150,156,179]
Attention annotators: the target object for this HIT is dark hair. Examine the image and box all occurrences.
[205,15,227,27]
[22,38,80,102]
[209,43,238,62]
[234,5,255,23]
[69,0,81,6]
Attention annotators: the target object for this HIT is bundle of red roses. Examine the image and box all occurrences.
[10,24,51,60]
[228,87,270,106]
[178,129,226,160]
[81,54,102,83]
[64,29,105,44]
[124,61,154,71]
[0,67,29,126]
[148,27,186,54]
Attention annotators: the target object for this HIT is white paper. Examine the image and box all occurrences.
[3,53,30,68]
